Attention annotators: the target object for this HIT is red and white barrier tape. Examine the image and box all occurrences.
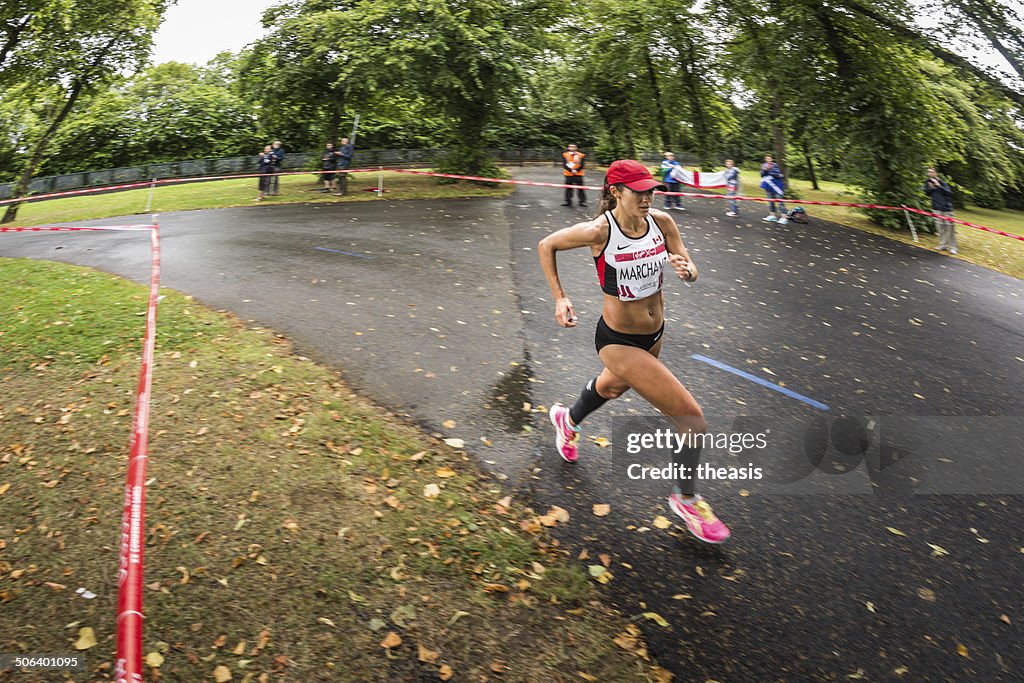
[0,224,156,233]
[0,167,1019,242]
[1,222,160,683]
[114,222,160,683]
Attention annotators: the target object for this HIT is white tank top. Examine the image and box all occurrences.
[594,211,668,301]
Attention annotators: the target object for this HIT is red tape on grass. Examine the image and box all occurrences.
[0,167,1019,242]
[0,224,156,233]
[1,223,160,682]
[114,222,160,683]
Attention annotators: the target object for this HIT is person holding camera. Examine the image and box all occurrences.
[924,168,957,254]
[320,142,338,193]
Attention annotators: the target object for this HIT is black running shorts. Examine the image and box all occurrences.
[595,316,664,353]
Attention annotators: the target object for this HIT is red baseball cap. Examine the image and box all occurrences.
[605,159,667,192]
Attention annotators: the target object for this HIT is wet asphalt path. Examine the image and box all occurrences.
[2,168,1022,681]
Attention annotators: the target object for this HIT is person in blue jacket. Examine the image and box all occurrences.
[760,155,788,224]
[659,151,685,211]
[924,168,957,254]
[268,140,285,196]
[334,137,355,195]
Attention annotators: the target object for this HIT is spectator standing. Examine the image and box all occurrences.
[335,137,355,195]
[660,152,684,211]
[923,168,957,254]
[560,144,587,208]
[760,155,788,224]
[724,159,740,217]
[255,145,276,202]
[320,142,338,193]
[268,140,285,196]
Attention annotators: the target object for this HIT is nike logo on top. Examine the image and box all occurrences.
[614,244,667,263]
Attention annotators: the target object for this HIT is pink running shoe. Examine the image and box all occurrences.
[668,494,731,544]
[548,403,580,462]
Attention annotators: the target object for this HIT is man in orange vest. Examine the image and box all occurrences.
[561,144,587,208]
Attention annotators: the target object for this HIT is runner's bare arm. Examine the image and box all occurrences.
[538,218,607,327]
[653,210,698,282]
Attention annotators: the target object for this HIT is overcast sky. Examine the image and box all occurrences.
[151,0,1016,82]
[150,0,279,65]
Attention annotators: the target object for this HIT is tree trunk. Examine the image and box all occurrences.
[456,96,489,176]
[326,106,342,144]
[642,46,672,150]
[802,141,820,190]
[842,0,1024,105]
[622,104,636,159]
[0,15,31,72]
[680,41,715,168]
[952,0,1024,79]
[770,92,786,176]
[2,79,85,223]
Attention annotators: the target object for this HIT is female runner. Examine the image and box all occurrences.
[538,159,730,543]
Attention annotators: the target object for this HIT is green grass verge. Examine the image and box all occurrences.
[7,171,513,228]
[730,170,1024,280]
[0,258,667,683]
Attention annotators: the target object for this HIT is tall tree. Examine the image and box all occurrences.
[363,0,564,175]
[1,0,167,223]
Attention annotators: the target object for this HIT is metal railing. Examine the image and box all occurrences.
[0,148,582,199]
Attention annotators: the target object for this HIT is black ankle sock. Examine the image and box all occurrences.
[673,442,703,497]
[569,376,607,425]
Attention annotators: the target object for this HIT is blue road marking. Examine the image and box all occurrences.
[315,246,373,259]
[691,354,830,411]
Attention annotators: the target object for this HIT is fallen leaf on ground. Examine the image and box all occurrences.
[442,438,464,449]
[592,504,611,517]
[213,665,232,682]
[652,516,672,529]
[144,652,164,667]
[446,611,469,626]
[650,665,675,682]
[423,484,441,499]
[483,583,510,593]
[886,527,906,537]
[548,505,570,523]
[642,612,670,627]
[592,437,611,448]
[418,644,440,664]
[927,543,949,557]
[588,565,613,584]
[435,466,456,478]
[438,664,454,681]
[956,643,969,658]
[74,627,97,650]
[380,632,402,649]
[442,420,456,429]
